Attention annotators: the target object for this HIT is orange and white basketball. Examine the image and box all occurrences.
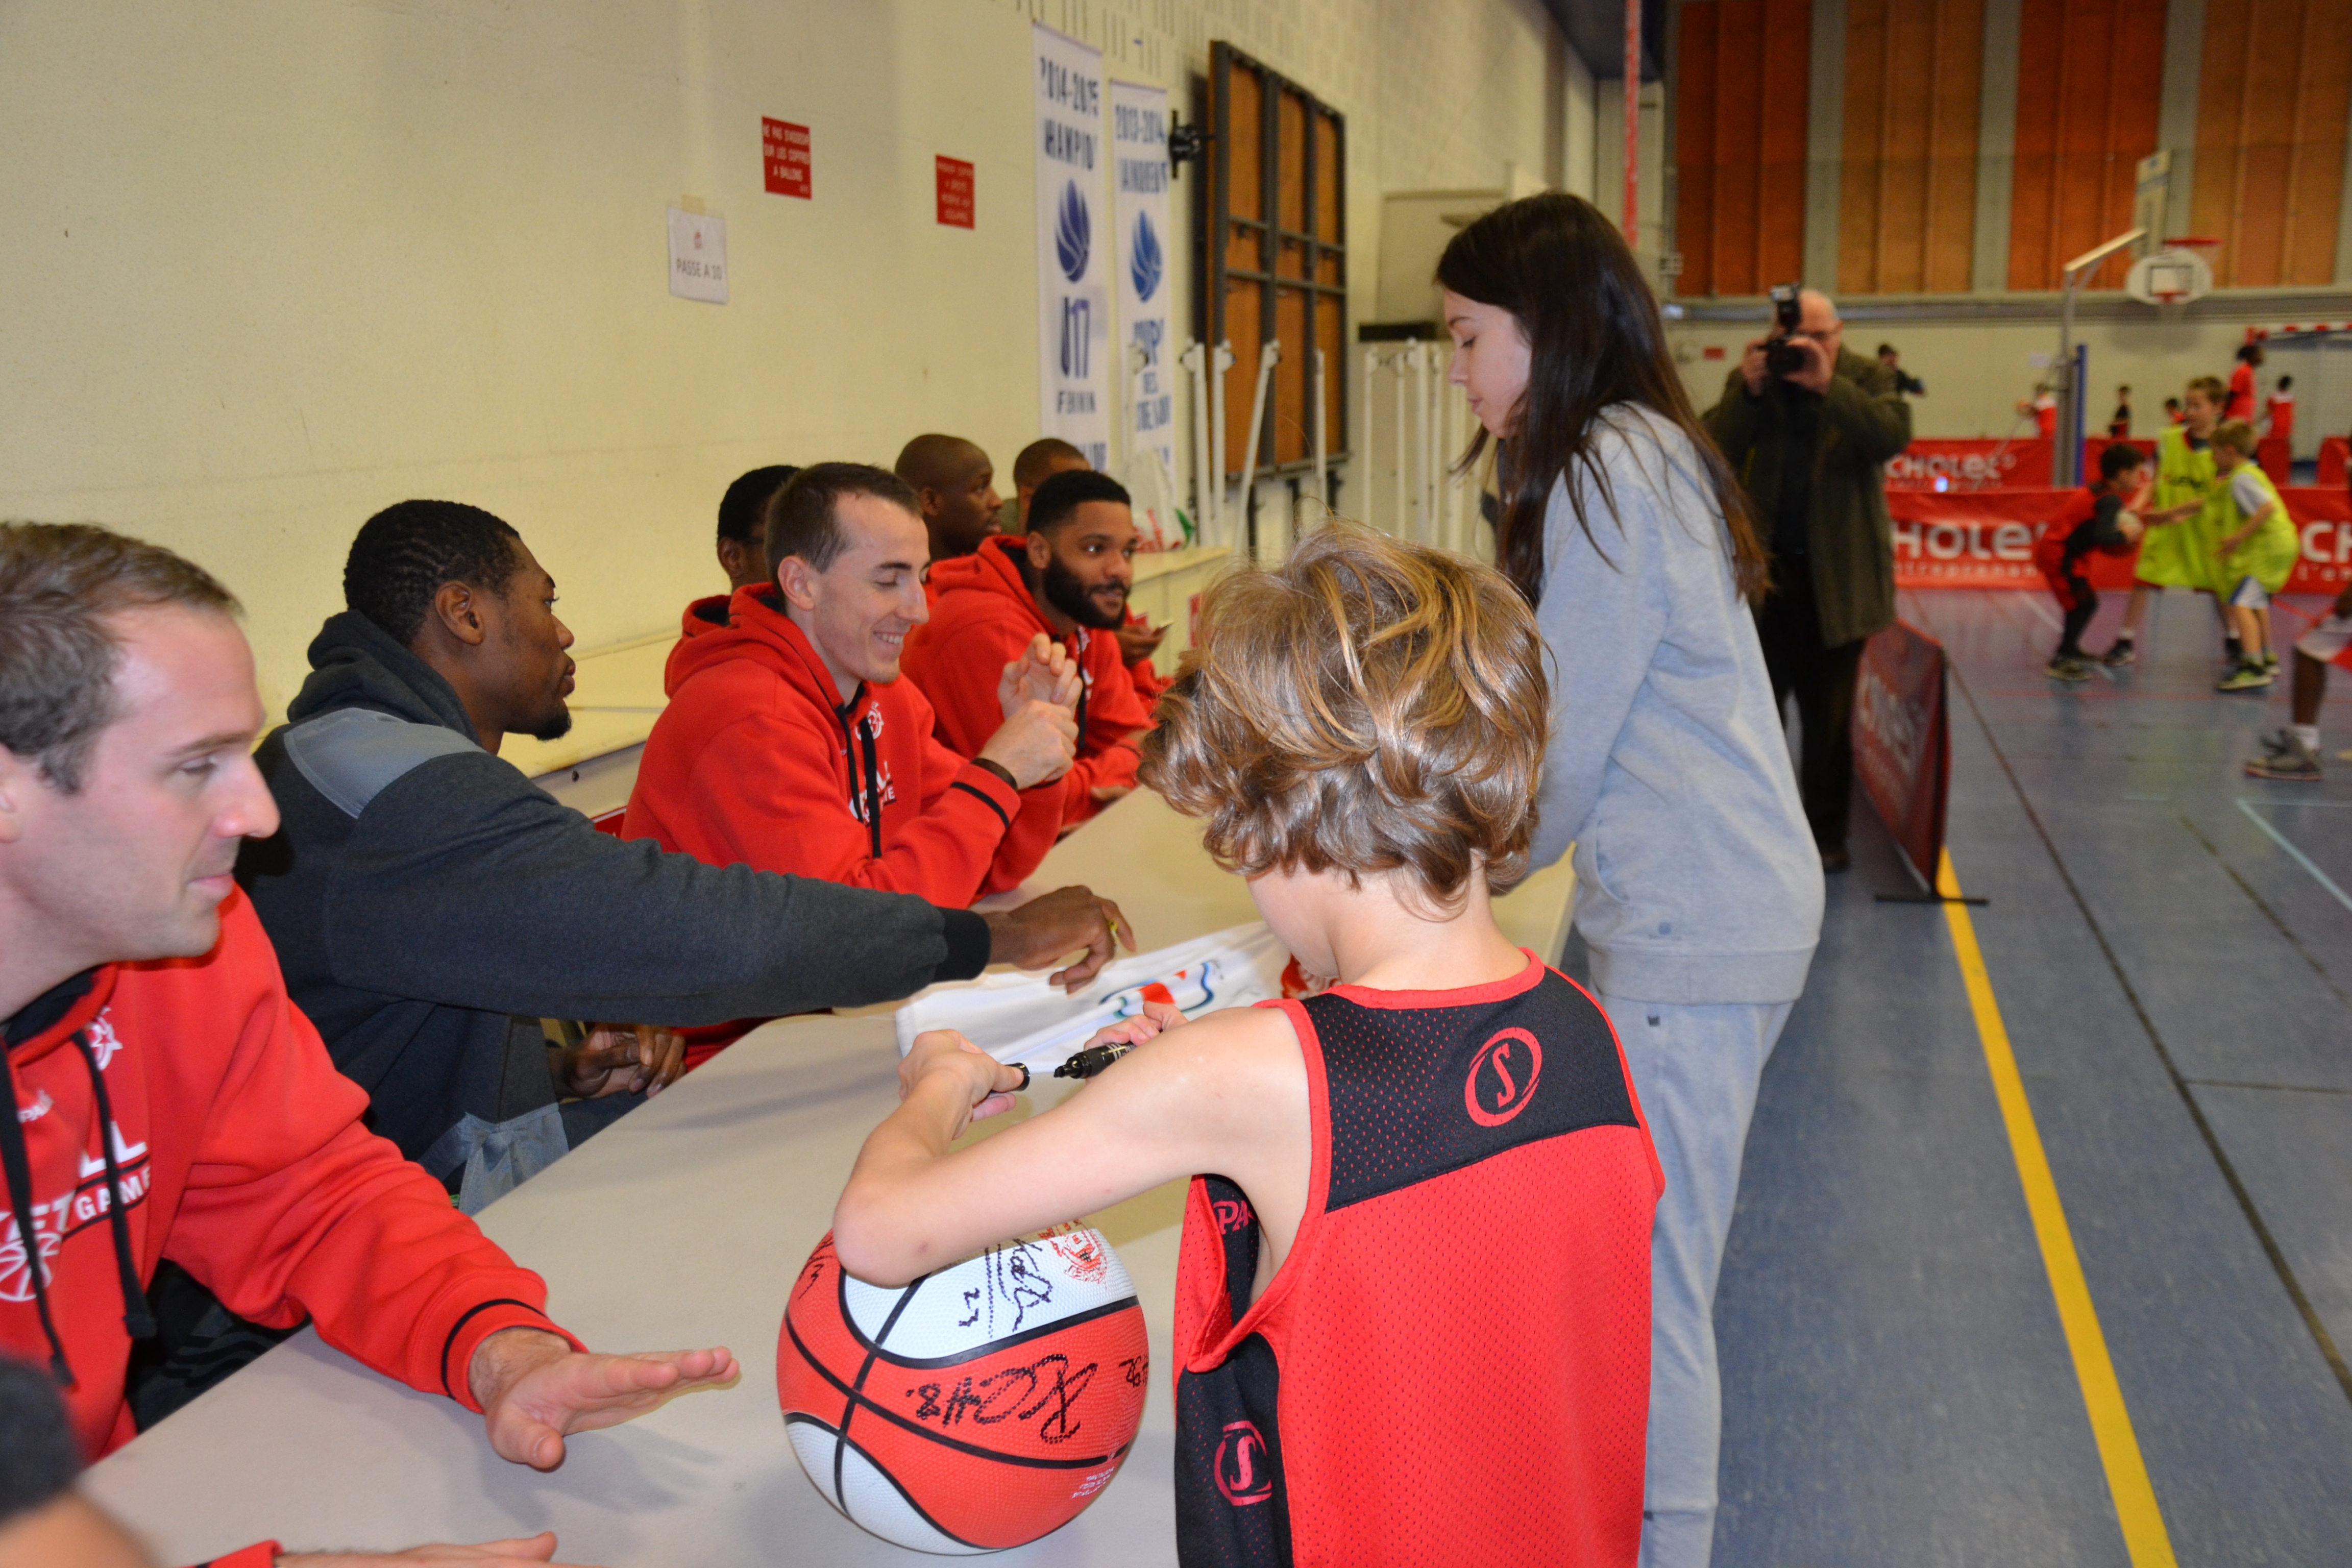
[778,1224,1149,1554]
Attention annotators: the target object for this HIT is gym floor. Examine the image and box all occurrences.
[1709,590,2352,1566]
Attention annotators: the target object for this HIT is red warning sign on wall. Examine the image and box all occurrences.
[763,118,811,199]
[936,156,975,228]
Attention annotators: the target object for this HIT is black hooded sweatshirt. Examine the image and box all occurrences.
[236,610,990,1163]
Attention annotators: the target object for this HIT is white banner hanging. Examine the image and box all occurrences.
[1033,23,1110,470]
[1111,79,1178,547]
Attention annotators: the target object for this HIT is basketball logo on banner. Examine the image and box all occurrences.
[1035,24,1109,470]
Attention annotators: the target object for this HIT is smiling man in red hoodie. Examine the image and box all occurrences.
[0,523,733,1564]
[903,469,1154,834]
[624,462,1094,915]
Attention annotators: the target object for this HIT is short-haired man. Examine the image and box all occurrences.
[894,435,1001,563]
[673,464,801,712]
[1706,288,1912,873]
[241,499,1128,1194]
[995,440,1170,696]
[715,464,798,592]
[903,470,1155,834]
[624,463,1090,924]
[998,438,1089,535]
[0,524,731,1536]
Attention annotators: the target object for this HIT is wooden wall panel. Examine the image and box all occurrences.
[2007,0,2166,291]
[2191,0,2352,288]
[1673,0,1811,297]
[1839,0,1984,293]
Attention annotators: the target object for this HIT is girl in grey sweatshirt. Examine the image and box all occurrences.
[1438,193,1822,1568]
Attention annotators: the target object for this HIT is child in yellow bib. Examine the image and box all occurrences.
[2104,376,2228,667]
[2210,420,2299,692]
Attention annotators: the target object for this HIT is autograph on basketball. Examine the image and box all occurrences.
[905,1351,1100,1444]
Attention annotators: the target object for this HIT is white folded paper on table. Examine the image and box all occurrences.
[894,921,1294,1070]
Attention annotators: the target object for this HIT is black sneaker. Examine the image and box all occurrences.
[2100,640,2137,667]
[2216,661,2274,692]
[2046,656,2094,682]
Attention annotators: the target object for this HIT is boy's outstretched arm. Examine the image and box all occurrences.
[830,1005,1305,1288]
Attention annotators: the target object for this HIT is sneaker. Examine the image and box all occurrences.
[2046,656,2094,682]
[2245,731,2322,780]
[2216,661,2275,692]
[2260,650,2280,673]
[2224,638,2245,666]
[2100,640,2138,667]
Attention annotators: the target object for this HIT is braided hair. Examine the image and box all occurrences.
[344,499,522,646]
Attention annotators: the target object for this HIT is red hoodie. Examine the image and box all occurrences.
[0,892,580,1462]
[902,537,1151,841]
[623,584,1055,903]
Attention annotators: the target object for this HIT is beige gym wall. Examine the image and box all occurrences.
[0,0,1575,718]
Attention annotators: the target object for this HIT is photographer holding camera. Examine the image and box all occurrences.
[1705,287,1911,873]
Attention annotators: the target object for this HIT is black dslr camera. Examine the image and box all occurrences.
[1765,283,1809,377]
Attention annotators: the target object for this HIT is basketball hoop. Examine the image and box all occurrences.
[2127,236,2219,316]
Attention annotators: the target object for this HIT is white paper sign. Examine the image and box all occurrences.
[667,207,728,304]
[1112,78,1180,547]
[1033,23,1109,469]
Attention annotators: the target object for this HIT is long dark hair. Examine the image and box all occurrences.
[1436,193,1767,606]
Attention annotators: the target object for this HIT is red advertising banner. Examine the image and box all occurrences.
[1883,438,2052,492]
[763,117,812,199]
[1852,620,1950,891]
[1889,487,2352,592]
[935,156,975,227]
[2321,436,2347,489]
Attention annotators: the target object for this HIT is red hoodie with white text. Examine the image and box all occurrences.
[624,584,1057,903]
[0,892,580,1462]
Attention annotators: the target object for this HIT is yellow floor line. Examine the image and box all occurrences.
[1936,848,2178,1568]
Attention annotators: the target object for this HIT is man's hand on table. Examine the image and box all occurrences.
[982,886,1135,992]
[279,1533,591,1567]
[467,1329,740,1472]
[554,1024,685,1099]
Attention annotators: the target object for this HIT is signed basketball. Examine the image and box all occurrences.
[778,1224,1150,1554]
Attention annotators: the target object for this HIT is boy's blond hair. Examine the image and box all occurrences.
[2213,420,2259,457]
[1140,523,1548,908]
[2187,375,2226,405]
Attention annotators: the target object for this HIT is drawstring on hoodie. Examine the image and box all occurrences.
[0,1048,72,1385]
[835,688,885,860]
[70,1032,156,1342]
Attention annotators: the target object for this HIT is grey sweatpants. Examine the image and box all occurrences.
[1599,990,1793,1568]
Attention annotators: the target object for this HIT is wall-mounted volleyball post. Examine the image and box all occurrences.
[1312,347,1329,515]
[1208,339,1235,547]
[1180,340,1210,545]
[1237,339,1282,558]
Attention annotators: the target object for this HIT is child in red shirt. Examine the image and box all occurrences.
[835,526,1659,1567]
[2036,444,2147,680]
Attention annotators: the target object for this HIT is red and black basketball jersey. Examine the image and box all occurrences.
[1171,955,1660,1567]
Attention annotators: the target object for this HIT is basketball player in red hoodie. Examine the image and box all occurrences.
[836,526,1660,1567]
[624,463,1088,904]
[670,464,802,687]
[0,524,734,1564]
[1002,440,1171,701]
[902,470,1155,831]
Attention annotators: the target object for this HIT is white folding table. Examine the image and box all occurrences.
[86,790,1574,1566]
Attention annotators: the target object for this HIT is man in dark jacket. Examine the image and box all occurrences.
[238,499,1129,1203]
[1705,290,1912,872]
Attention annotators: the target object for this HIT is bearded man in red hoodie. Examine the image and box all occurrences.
[624,463,1086,907]
[0,523,733,1564]
[903,469,1154,835]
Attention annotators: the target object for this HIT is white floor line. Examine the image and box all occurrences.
[2019,593,2063,632]
[2235,798,2352,914]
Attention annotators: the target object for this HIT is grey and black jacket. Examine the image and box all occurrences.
[237,610,990,1181]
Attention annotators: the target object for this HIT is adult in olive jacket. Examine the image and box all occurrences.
[1704,289,1912,870]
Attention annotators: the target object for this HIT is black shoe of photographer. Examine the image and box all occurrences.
[1820,844,1852,874]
